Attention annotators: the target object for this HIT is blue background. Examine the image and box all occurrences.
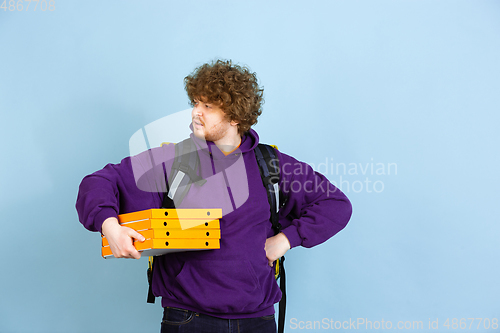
[1,1,499,332]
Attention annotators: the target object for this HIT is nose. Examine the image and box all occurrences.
[193,104,203,117]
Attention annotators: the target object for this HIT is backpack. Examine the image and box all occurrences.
[146,137,288,333]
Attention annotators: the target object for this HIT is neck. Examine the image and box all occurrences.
[214,132,242,152]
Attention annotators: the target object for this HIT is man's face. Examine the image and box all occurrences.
[191,99,234,142]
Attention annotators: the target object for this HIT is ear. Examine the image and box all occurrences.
[230,120,239,126]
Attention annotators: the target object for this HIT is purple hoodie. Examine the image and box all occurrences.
[76,129,352,318]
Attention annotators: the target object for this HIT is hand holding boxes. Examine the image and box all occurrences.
[101,208,222,258]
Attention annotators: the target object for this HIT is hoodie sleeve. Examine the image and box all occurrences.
[75,145,175,233]
[276,151,352,249]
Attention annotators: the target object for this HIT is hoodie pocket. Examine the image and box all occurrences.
[175,259,264,313]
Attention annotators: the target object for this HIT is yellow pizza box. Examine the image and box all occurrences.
[118,209,222,223]
[119,218,220,231]
[102,238,220,258]
[101,228,221,247]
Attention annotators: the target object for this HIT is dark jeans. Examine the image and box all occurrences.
[160,307,277,333]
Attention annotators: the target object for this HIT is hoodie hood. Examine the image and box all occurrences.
[237,129,260,152]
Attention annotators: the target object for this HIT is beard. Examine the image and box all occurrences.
[193,118,231,143]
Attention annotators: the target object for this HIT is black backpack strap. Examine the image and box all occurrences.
[148,138,206,304]
[147,257,156,303]
[278,256,286,333]
[167,138,207,205]
[254,144,281,234]
[255,143,287,333]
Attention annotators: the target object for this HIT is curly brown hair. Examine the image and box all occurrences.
[184,59,264,135]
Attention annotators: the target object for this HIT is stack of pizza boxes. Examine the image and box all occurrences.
[101,209,222,258]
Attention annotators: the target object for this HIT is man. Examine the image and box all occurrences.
[76,59,352,333]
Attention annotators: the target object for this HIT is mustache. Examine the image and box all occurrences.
[193,117,204,126]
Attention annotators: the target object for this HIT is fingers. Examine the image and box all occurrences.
[128,247,142,259]
[112,242,140,259]
[109,227,145,259]
[116,228,144,259]
[265,237,277,266]
[127,229,143,259]
[265,246,278,267]
[113,246,141,259]
[265,233,290,269]
[126,228,146,242]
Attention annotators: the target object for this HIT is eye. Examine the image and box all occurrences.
[205,104,211,109]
